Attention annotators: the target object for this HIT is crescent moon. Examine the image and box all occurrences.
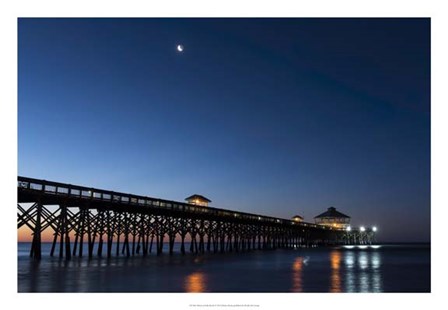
[177,44,184,52]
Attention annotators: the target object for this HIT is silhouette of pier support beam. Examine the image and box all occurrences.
[29,203,42,259]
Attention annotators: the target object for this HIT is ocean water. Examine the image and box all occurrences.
[17,243,430,292]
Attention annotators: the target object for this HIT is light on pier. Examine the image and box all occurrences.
[314,207,351,230]
[185,194,211,207]
[292,215,304,223]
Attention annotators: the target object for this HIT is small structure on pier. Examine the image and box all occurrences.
[292,215,304,223]
[314,207,350,229]
[185,194,211,207]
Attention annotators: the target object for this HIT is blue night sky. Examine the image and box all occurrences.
[18,18,430,242]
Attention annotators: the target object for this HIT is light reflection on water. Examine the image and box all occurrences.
[330,250,342,292]
[359,251,370,292]
[185,272,207,292]
[323,248,383,293]
[345,251,356,292]
[291,257,304,292]
[18,243,428,292]
[359,251,369,270]
[344,249,382,292]
[371,252,382,292]
[291,248,384,293]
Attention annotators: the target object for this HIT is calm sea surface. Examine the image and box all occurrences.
[18,243,430,292]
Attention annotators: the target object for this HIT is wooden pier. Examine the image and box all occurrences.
[17,176,375,260]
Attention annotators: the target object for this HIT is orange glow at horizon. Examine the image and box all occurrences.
[19,225,200,244]
[18,226,80,243]
[18,225,56,242]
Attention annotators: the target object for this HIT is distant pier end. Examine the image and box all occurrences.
[313,206,377,245]
[314,207,351,229]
